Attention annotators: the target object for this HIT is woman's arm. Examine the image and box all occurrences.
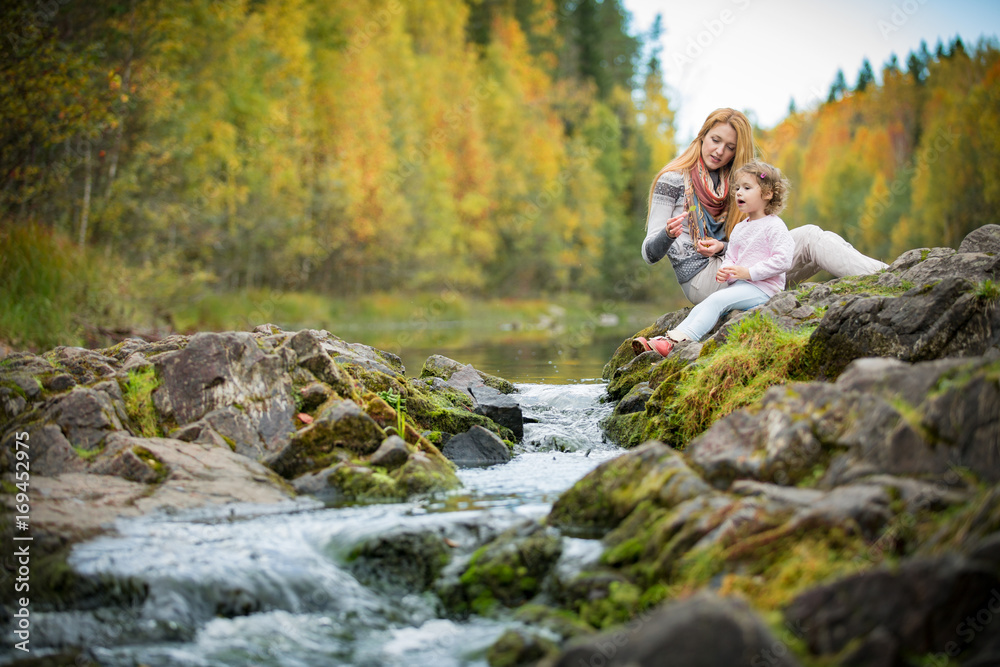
[641,172,686,265]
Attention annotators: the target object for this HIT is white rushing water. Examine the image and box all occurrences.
[8,382,622,667]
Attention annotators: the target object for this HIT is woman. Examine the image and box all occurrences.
[642,108,887,306]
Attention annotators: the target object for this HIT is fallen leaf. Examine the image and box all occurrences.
[297,413,314,424]
[444,538,459,548]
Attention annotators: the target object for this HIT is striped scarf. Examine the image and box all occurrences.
[683,156,729,244]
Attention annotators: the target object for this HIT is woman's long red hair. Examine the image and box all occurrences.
[647,108,758,238]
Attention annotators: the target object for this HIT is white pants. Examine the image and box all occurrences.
[680,225,888,305]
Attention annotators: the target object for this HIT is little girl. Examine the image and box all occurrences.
[633,160,794,357]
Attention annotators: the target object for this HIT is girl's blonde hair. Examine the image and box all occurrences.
[647,108,758,238]
[733,160,790,216]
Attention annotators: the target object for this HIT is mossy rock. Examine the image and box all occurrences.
[389,452,461,496]
[328,463,401,501]
[451,522,563,616]
[347,528,452,591]
[419,355,516,394]
[486,629,559,667]
[549,441,711,536]
[605,352,659,402]
[599,410,648,449]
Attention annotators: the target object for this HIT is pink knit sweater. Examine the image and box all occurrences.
[720,215,795,297]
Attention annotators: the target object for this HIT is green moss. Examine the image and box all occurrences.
[453,525,562,615]
[599,411,648,449]
[657,314,815,447]
[220,434,237,452]
[122,367,162,438]
[132,446,169,483]
[577,579,643,629]
[487,629,559,667]
[827,273,912,297]
[330,464,402,501]
[71,444,104,461]
[974,279,1000,302]
[920,249,931,261]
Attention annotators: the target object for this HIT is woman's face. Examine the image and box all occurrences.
[701,122,738,170]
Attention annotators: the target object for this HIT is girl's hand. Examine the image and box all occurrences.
[716,266,750,282]
[697,238,724,257]
[665,214,686,239]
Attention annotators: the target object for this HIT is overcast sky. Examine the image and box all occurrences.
[621,0,1000,142]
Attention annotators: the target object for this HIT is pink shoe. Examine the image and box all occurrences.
[649,337,673,356]
[631,337,652,355]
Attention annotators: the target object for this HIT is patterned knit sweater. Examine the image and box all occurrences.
[720,214,795,297]
[641,171,728,284]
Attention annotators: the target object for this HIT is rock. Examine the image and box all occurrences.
[470,384,523,440]
[0,386,26,422]
[615,382,652,416]
[605,352,662,402]
[684,356,1000,488]
[15,433,293,539]
[553,593,802,667]
[42,346,118,386]
[153,332,298,453]
[392,451,461,496]
[347,527,452,591]
[286,329,358,397]
[370,435,410,471]
[440,425,511,468]
[298,381,333,411]
[834,356,972,406]
[421,355,516,394]
[0,423,88,476]
[446,521,563,614]
[806,277,1000,378]
[47,387,125,453]
[487,629,558,667]
[959,223,1000,255]
[549,441,710,536]
[880,247,999,291]
[785,554,1000,661]
[685,385,828,489]
[266,398,386,478]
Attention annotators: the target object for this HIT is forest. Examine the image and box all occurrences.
[1,0,998,350]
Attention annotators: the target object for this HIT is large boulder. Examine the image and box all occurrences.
[806,276,1000,378]
[152,332,298,454]
[553,593,802,667]
[684,355,1000,488]
[785,554,1000,664]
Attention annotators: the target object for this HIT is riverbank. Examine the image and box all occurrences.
[2,226,998,666]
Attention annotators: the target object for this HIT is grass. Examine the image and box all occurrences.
[663,313,815,446]
[827,273,914,296]
[0,220,667,358]
[974,279,1000,303]
[123,367,162,438]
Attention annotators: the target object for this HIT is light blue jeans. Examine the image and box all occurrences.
[672,280,769,341]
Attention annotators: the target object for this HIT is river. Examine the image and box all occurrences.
[10,349,627,666]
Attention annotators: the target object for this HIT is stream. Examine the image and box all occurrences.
[13,381,624,666]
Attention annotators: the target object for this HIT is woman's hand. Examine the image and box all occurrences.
[697,238,725,257]
[665,214,686,239]
[716,265,750,282]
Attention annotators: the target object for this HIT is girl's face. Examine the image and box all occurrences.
[733,173,771,220]
[701,122,737,170]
